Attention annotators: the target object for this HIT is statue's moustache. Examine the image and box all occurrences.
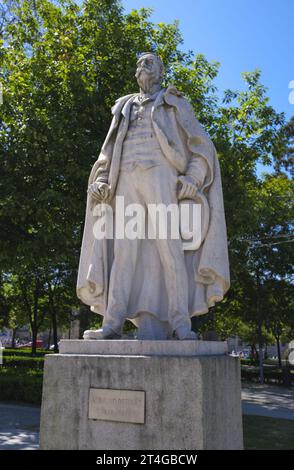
[135,67,152,79]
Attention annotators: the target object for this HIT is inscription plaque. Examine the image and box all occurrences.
[88,388,145,424]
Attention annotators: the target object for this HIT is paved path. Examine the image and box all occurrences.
[242,383,294,420]
[0,384,293,449]
[0,403,40,450]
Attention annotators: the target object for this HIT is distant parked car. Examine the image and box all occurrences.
[230,350,239,357]
[18,340,43,349]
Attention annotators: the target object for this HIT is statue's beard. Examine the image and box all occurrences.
[136,69,160,93]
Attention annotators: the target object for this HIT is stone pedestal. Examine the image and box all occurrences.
[40,340,243,450]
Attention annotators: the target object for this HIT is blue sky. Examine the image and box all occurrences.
[122,0,294,120]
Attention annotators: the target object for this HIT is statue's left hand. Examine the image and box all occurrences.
[177,176,199,201]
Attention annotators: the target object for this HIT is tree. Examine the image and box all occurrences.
[265,279,294,367]
[0,1,292,357]
[0,0,199,348]
[213,173,293,381]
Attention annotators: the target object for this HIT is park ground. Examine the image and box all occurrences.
[0,383,293,450]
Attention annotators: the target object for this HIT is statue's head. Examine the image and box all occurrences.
[135,52,164,92]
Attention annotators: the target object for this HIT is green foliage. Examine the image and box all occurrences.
[0,346,48,404]
[2,355,45,368]
[0,0,293,352]
[0,0,196,344]
[0,368,43,404]
[241,365,293,385]
[3,347,50,356]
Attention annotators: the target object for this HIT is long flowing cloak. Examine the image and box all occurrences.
[77,86,230,321]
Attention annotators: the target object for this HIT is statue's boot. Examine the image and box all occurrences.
[174,324,197,340]
[83,325,121,340]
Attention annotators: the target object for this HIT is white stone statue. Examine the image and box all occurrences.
[77,53,230,340]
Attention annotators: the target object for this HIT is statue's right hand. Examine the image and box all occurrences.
[87,181,111,203]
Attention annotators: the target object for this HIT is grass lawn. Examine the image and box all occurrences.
[243,415,294,450]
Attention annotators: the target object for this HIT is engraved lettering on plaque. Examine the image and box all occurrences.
[88,388,145,424]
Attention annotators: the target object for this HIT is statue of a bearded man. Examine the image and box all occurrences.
[77,53,230,340]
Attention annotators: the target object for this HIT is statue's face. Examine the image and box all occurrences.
[135,54,162,92]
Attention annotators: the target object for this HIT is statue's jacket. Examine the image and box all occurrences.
[77,85,230,319]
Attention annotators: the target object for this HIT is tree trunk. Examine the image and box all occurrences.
[47,326,52,350]
[276,335,282,368]
[31,325,37,356]
[31,279,40,356]
[79,303,92,339]
[258,320,264,384]
[256,269,264,384]
[11,328,17,348]
[51,306,58,353]
[47,280,59,353]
